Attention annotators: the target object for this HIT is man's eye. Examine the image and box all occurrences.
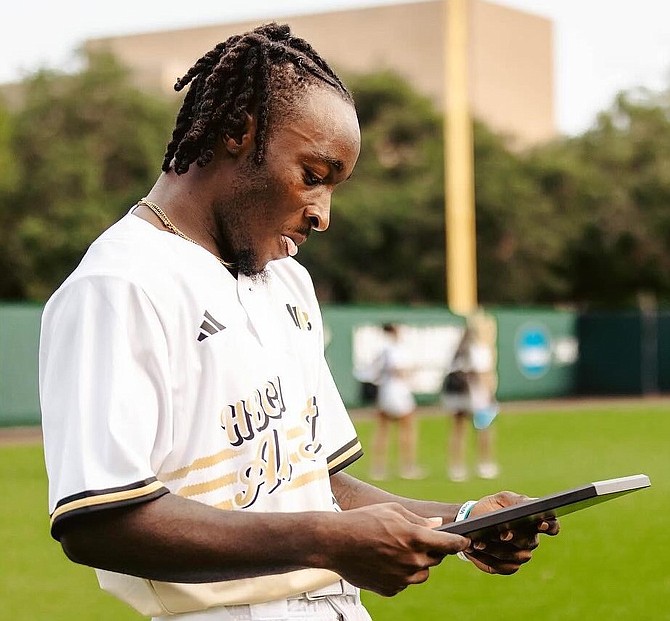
[304,170,323,186]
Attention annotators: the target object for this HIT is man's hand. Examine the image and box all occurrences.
[461,491,560,574]
[323,502,471,597]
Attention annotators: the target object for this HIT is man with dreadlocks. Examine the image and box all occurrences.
[39,24,557,621]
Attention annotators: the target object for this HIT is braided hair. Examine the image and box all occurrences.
[162,23,353,175]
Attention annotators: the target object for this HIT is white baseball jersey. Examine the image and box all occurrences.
[39,212,364,617]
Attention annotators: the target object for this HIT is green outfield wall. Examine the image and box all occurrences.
[1,303,668,426]
[322,305,464,407]
[0,304,42,427]
[658,312,670,393]
[489,308,579,401]
[322,305,580,406]
[577,310,670,396]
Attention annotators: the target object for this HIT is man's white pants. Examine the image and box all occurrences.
[154,582,372,621]
[218,594,371,620]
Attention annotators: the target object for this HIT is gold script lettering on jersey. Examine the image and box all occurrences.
[220,377,323,508]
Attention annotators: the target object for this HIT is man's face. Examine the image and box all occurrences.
[218,86,361,277]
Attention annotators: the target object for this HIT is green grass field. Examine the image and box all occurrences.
[2,402,669,620]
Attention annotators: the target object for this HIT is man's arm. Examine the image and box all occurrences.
[330,470,462,521]
[59,473,556,596]
[59,488,471,596]
[59,493,326,583]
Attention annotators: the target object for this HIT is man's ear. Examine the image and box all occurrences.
[223,113,256,157]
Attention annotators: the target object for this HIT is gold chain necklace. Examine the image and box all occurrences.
[137,198,227,266]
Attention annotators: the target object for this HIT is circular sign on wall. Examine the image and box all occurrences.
[515,323,552,379]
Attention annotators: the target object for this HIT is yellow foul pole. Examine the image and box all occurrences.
[444,0,478,314]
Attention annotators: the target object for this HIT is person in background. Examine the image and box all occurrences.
[442,311,500,482]
[369,323,425,481]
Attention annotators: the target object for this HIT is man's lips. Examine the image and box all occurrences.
[282,234,299,257]
[282,231,309,257]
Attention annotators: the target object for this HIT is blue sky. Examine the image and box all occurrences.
[4,0,670,135]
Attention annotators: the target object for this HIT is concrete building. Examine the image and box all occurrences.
[84,0,555,146]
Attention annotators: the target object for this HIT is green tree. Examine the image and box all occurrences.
[2,52,174,300]
[534,88,670,307]
[6,59,670,308]
[0,99,22,297]
[473,121,571,305]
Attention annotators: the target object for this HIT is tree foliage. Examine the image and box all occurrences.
[543,89,670,307]
[472,121,569,305]
[0,52,174,300]
[2,59,670,308]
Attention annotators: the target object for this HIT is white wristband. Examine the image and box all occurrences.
[455,500,477,561]
[455,500,477,522]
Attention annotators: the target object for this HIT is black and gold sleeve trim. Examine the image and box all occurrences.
[50,477,169,541]
[327,438,364,475]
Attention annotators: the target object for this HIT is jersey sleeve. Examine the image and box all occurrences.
[39,275,171,540]
[317,358,364,475]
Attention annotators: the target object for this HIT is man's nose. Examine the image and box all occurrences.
[305,195,331,232]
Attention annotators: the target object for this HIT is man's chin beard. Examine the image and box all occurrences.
[236,248,269,282]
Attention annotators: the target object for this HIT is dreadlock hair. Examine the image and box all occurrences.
[162,23,353,175]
